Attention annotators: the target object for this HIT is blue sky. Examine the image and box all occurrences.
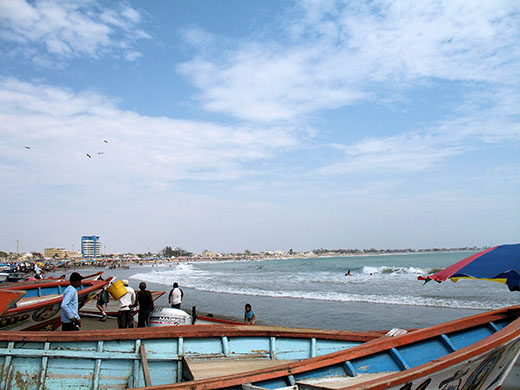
[1,0,519,254]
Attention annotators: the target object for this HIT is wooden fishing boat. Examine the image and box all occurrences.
[0,290,25,316]
[0,324,385,389]
[0,270,105,289]
[1,307,518,389]
[1,270,32,283]
[0,278,110,331]
[135,305,520,390]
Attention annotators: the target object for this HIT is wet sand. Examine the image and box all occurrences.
[79,315,119,330]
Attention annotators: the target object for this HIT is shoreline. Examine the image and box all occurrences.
[65,266,488,332]
[5,248,480,267]
[76,291,487,333]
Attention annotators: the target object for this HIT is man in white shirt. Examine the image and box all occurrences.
[117,280,136,328]
[168,282,183,309]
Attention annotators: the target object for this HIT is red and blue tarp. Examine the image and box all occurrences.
[418,244,520,291]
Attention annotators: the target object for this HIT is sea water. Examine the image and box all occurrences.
[100,251,519,331]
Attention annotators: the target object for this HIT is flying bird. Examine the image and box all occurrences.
[104,139,109,143]
[86,154,92,158]
[25,146,31,149]
[97,152,104,155]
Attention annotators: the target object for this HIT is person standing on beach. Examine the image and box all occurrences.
[133,282,154,327]
[168,282,183,309]
[61,272,83,331]
[117,280,136,328]
[34,263,43,279]
[244,303,255,325]
[96,284,109,321]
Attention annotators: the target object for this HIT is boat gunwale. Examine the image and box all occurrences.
[0,324,386,343]
[133,305,520,390]
[2,279,109,315]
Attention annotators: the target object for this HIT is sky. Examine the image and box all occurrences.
[0,0,519,255]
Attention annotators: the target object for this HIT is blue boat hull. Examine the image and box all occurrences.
[134,306,520,390]
[0,325,381,389]
[0,306,519,389]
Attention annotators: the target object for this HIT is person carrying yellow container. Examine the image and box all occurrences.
[117,280,136,328]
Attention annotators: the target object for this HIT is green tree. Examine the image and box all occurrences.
[162,246,193,258]
[162,246,174,257]
[172,247,193,257]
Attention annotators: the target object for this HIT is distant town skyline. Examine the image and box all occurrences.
[0,240,491,258]
[1,1,518,254]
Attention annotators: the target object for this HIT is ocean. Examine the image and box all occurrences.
[82,251,519,332]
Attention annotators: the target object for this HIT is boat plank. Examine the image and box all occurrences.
[297,372,393,389]
[140,343,152,387]
[185,358,296,380]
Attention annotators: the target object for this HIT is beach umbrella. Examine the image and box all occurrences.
[418,244,520,291]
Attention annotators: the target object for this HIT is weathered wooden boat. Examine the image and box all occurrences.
[133,305,520,390]
[0,324,385,389]
[0,271,105,289]
[0,290,25,316]
[1,307,519,390]
[0,272,9,283]
[0,270,32,283]
[0,279,110,331]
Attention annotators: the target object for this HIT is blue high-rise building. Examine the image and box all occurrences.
[81,235,101,258]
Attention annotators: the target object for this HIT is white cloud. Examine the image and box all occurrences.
[178,43,368,123]
[0,0,149,59]
[293,0,520,83]
[0,78,301,191]
[324,138,468,174]
[124,50,142,61]
[320,84,520,175]
[179,0,520,122]
[175,0,520,177]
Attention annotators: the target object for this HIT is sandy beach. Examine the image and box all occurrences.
[79,314,118,330]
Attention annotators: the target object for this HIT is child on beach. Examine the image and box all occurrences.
[244,303,255,325]
[96,286,109,321]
